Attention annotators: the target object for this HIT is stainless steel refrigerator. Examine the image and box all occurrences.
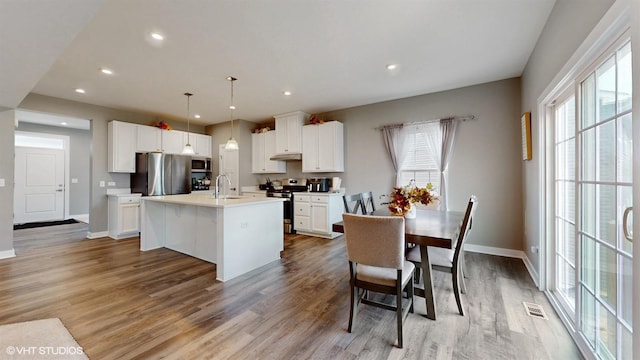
[131,153,192,196]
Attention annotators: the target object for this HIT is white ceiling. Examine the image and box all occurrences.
[5,0,557,126]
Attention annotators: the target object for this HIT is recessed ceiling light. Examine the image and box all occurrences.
[386,64,398,70]
[194,114,201,119]
[61,122,68,126]
[151,32,164,40]
[229,105,236,110]
[75,88,85,94]
[283,91,292,96]
[100,68,113,75]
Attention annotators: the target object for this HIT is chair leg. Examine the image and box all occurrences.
[408,277,414,313]
[348,285,357,332]
[396,287,403,348]
[452,268,464,316]
[411,261,421,283]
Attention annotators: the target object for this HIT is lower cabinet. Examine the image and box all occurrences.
[108,194,141,239]
[293,193,344,239]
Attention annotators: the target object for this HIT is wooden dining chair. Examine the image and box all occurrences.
[342,213,415,348]
[406,195,477,316]
[360,191,376,215]
[343,193,364,214]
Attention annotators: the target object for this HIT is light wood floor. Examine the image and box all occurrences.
[3,224,582,359]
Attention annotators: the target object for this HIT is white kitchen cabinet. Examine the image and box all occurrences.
[136,124,162,152]
[293,193,344,239]
[184,132,212,158]
[162,129,186,154]
[108,120,137,173]
[274,111,307,154]
[108,194,141,239]
[302,121,344,172]
[252,131,286,173]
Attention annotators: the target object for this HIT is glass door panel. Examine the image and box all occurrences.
[552,35,632,360]
[575,40,633,360]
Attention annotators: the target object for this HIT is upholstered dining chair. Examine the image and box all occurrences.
[406,195,477,316]
[342,213,415,348]
[343,193,364,214]
[360,191,376,215]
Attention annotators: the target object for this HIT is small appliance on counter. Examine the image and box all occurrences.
[308,178,331,192]
[192,177,210,191]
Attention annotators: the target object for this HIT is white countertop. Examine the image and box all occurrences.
[107,192,142,198]
[141,194,285,208]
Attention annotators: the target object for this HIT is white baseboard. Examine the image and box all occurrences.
[0,248,16,260]
[70,213,89,223]
[464,243,525,259]
[521,254,540,288]
[464,243,540,287]
[87,231,108,239]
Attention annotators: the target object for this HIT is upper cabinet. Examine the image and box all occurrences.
[109,120,214,173]
[184,132,212,158]
[302,121,344,173]
[252,131,286,174]
[108,120,137,173]
[274,111,307,154]
[136,125,162,152]
[161,130,185,154]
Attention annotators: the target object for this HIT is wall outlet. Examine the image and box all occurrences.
[99,181,105,188]
[240,222,249,229]
[107,181,116,187]
[71,178,79,184]
[531,246,539,254]
[0,178,4,187]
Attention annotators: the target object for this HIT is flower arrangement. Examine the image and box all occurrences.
[386,181,435,217]
[309,114,325,125]
[151,120,172,130]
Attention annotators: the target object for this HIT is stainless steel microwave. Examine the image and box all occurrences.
[192,158,211,172]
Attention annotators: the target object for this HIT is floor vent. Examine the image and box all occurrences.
[523,302,549,320]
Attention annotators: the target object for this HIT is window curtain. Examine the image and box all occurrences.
[381,124,406,186]
[421,119,458,210]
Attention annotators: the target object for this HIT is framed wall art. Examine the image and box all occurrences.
[521,112,532,161]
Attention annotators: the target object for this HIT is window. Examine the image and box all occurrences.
[399,123,441,192]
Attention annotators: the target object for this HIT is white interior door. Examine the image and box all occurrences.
[14,147,65,223]
[219,144,239,196]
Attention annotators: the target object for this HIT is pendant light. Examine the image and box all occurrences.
[224,76,239,150]
[182,92,195,155]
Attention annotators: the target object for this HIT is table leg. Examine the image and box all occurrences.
[420,245,437,320]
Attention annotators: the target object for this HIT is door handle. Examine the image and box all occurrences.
[623,206,633,242]
[56,189,64,192]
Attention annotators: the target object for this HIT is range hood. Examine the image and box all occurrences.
[270,153,302,161]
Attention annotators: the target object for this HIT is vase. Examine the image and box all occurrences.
[404,206,416,219]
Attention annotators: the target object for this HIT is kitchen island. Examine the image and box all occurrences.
[140,194,284,282]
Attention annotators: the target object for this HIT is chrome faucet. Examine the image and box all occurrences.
[215,173,231,199]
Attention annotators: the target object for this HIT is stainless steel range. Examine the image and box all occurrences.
[266,178,308,234]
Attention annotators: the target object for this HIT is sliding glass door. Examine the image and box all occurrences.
[552,38,633,359]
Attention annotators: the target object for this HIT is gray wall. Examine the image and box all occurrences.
[16,122,91,216]
[18,93,207,235]
[0,111,16,253]
[323,78,523,250]
[520,0,614,273]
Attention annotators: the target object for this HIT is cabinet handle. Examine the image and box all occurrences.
[623,207,633,242]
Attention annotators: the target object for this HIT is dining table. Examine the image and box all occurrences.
[332,208,464,320]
